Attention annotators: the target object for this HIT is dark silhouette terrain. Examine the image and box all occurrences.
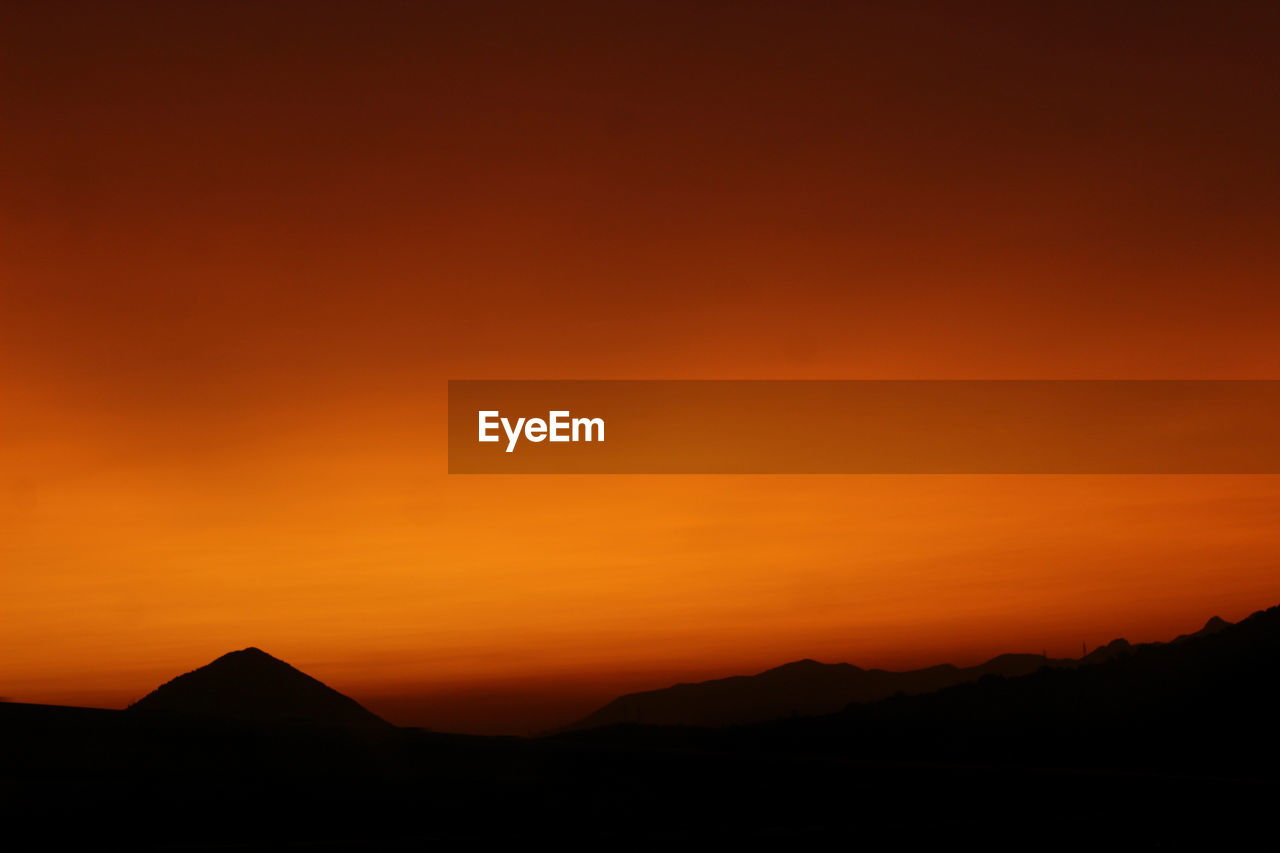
[567,652,1076,729]
[565,616,1232,730]
[562,607,1280,778]
[128,647,390,729]
[3,608,1278,848]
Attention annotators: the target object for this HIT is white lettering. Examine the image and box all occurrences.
[479,411,605,452]
[549,410,571,442]
[572,417,605,442]
[501,416,526,453]
[478,411,500,443]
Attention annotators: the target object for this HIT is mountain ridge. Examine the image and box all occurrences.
[563,615,1233,731]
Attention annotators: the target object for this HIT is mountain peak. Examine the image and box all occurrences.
[775,658,823,669]
[218,646,282,664]
[1173,615,1233,644]
[129,648,390,729]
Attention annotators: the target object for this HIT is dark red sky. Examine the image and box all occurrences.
[3,2,1280,733]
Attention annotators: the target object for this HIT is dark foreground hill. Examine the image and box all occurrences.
[127,646,391,728]
[562,605,1280,779]
[3,610,1279,848]
[565,615,1231,730]
[2,695,1275,850]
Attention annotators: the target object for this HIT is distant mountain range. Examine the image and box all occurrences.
[110,615,1239,736]
[564,615,1233,730]
[128,647,390,729]
[558,602,1280,781]
[5,605,1279,847]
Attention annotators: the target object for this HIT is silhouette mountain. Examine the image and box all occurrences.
[563,604,1280,779]
[1173,614,1231,642]
[760,603,1280,776]
[7,605,1280,848]
[128,647,390,729]
[1078,636,1131,664]
[565,651,1076,729]
[566,615,1237,730]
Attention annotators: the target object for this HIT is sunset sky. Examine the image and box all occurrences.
[3,2,1280,734]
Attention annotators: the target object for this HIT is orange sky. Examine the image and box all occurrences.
[3,2,1280,734]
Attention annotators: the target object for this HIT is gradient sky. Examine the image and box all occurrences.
[3,1,1280,734]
